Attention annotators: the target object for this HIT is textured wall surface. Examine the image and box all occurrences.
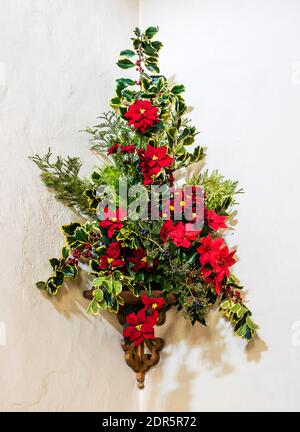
[0,0,139,411]
[139,0,300,411]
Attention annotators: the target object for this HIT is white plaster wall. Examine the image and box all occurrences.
[0,0,139,411]
[139,0,300,411]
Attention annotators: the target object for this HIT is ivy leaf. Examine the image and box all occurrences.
[93,288,104,302]
[117,59,135,69]
[92,277,105,286]
[111,299,119,313]
[87,298,99,315]
[235,323,247,338]
[113,280,122,295]
[105,279,113,293]
[231,303,240,314]
[246,315,259,330]
[221,300,230,310]
[120,49,135,57]
[237,306,247,318]
[145,26,159,39]
[117,295,125,306]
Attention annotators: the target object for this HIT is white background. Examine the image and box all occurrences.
[1,0,300,411]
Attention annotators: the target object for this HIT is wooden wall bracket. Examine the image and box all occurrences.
[84,289,174,389]
[122,335,165,389]
[117,291,175,389]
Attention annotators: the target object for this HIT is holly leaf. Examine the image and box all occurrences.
[120,49,135,57]
[117,59,135,69]
[171,84,185,95]
[145,26,159,39]
[62,265,77,278]
[116,78,135,87]
[62,245,70,260]
[49,258,60,270]
[110,96,121,107]
[62,222,81,237]
[145,62,160,74]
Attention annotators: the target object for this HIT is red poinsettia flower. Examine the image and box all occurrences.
[128,248,153,271]
[107,143,119,155]
[198,239,236,295]
[160,220,175,243]
[124,100,159,133]
[196,234,224,266]
[123,309,157,346]
[99,241,125,270]
[138,144,173,185]
[206,209,228,231]
[141,295,165,316]
[99,207,127,238]
[212,246,236,279]
[120,144,135,154]
[162,221,200,248]
[200,263,231,296]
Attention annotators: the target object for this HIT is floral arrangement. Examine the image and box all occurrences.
[31,27,258,359]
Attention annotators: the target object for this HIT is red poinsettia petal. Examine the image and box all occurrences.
[112,259,125,268]
[126,313,139,326]
[136,309,146,323]
[141,295,151,308]
[133,334,145,346]
[159,155,173,168]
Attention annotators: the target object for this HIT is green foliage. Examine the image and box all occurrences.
[189,170,243,213]
[87,272,127,315]
[62,221,97,249]
[31,26,258,343]
[85,111,133,152]
[29,149,92,217]
[36,245,78,296]
[111,27,205,172]
[163,262,211,326]
[220,297,259,340]
[90,165,121,188]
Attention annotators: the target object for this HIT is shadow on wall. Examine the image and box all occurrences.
[42,268,123,332]
[142,307,267,411]
[43,268,267,410]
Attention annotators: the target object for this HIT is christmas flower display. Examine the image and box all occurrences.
[30,26,258,387]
